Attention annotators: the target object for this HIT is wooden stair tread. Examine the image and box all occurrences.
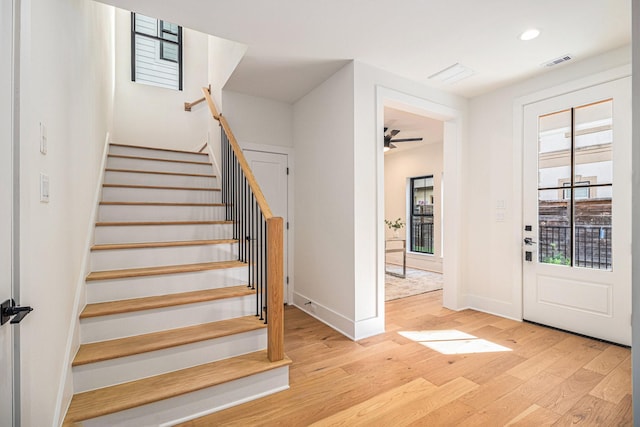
[108,153,212,166]
[73,315,264,365]
[95,220,232,226]
[103,183,220,191]
[110,143,210,156]
[91,239,237,251]
[105,168,216,178]
[80,285,254,319]
[86,260,246,281]
[99,201,225,206]
[63,350,291,424]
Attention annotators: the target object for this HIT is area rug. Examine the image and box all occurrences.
[385,265,443,301]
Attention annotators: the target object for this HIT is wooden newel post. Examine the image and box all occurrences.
[267,217,284,362]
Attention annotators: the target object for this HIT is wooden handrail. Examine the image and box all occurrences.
[184,85,211,112]
[201,86,273,219]
[201,85,283,363]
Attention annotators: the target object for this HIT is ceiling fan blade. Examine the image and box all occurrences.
[389,143,398,149]
[384,127,388,133]
[390,129,400,137]
[390,137,423,143]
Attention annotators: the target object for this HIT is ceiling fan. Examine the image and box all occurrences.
[384,127,423,150]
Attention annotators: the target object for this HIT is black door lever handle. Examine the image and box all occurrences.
[1,299,33,325]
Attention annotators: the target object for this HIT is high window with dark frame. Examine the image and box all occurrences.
[131,13,183,91]
[537,99,613,270]
[410,176,434,254]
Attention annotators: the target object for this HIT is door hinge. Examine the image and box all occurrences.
[286,276,289,284]
[286,221,289,230]
[286,167,289,175]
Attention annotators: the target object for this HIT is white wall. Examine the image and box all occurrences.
[222,90,293,148]
[292,60,466,340]
[208,36,247,110]
[352,62,467,337]
[631,0,639,414]
[292,62,356,336]
[111,8,210,150]
[18,0,116,425]
[465,46,631,319]
[384,142,444,273]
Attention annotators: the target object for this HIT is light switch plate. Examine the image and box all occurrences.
[40,173,49,203]
[40,122,47,155]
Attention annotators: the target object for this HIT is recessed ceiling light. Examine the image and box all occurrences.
[520,28,540,41]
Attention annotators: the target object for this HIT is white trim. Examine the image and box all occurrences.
[240,142,295,305]
[204,138,222,180]
[376,86,465,321]
[53,133,111,426]
[293,291,356,340]
[512,64,632,321]
[159,384,290,427]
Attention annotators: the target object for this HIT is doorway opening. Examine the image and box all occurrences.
[383,106,444,302]
[376,86,464,327]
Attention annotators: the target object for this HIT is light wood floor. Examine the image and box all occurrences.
[181,290,632,426]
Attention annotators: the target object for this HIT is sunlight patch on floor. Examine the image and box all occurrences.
[398,330,512,355]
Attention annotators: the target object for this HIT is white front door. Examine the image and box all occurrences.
[0,0,15,424]
[243,150,289,303]
[523,77,631,345]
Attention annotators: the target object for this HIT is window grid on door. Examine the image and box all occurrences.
[537,99,613,270]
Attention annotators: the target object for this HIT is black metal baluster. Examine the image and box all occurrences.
[247,187,252,289]
[263,218,268,324]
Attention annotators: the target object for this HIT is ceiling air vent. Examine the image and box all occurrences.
[542,54,573,67]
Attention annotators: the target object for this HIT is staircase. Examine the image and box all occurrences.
[63,143,290,426]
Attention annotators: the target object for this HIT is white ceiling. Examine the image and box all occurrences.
[97,0,631,103]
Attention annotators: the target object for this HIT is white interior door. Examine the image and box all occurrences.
[523,78,631,345]
[0,0,15,424]
[244,150,289,303]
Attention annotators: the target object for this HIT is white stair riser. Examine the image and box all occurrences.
[73,329,267,392]
[91,243,238,271]
[110,145,210,163]
[81,295,258,342]
[104,171,217,188]
[102,187,221,204]
[86,267,248,303]
[82,366,289,427]
[98,205,226,222]
[107,156,213,175]
[94,224,233,244]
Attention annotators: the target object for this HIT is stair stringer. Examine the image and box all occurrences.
[54,133,111,427]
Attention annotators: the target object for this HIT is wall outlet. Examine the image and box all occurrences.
[40,173,50,203]
[40,122,47,155]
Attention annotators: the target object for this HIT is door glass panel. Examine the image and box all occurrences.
[574,100,613,186]
[574,195,612,270]
[538,109,571,188]
[537,100,613,270]
[538,189,571,266]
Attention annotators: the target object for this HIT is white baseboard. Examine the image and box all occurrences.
[292,292,355,340]
[292,291,385,341]
[464,294,522,321]
[353,315,384,340]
